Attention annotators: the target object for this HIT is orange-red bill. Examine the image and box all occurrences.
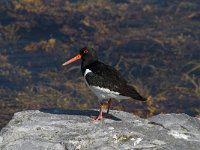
[62,54,82,66]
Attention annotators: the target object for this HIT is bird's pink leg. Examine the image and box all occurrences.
[106,99,112,116]
[92,102,103,121]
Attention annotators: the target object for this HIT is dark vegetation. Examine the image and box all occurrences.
[0,0,200,129]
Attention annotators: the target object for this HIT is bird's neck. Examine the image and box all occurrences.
[81,60,98,75]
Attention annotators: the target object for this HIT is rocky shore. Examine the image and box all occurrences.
[0,109,200,150]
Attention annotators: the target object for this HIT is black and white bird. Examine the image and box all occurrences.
[63,47,146,120]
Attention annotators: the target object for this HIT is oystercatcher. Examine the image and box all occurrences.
[63,47,146,120]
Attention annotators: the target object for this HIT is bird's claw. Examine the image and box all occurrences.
[90,115,103,121]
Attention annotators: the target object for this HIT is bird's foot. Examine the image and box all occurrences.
[91,115,103,121]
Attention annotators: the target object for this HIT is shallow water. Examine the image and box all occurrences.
[0,0,200,129]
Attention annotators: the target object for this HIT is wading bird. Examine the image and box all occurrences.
[63,47,146,120]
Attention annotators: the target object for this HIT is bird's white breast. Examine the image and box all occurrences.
[84,69,92,77]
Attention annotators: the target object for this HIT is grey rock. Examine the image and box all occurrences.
[0,109,200,150]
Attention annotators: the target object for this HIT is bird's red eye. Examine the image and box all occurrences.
[84,50,88,53]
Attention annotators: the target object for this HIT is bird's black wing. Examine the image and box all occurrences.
[85,61,146,101]
[86,61,127,87]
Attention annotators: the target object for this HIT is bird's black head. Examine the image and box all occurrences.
[79,47,98,70]
[80,47,98,62]
[62,47,98,68]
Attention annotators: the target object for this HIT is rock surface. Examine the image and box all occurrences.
[0,109,200,150]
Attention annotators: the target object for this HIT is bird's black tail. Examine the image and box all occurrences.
[121,85,147,101]
[131,91,146,101]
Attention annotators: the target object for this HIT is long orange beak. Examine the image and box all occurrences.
[62,54,82,66]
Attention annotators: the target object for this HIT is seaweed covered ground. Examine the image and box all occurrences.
[0,0,200,129]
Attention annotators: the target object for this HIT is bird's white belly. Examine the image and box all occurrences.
[84,78,129,101]
[89,85,129,100]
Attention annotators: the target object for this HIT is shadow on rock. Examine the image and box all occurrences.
[39,108,122,121]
